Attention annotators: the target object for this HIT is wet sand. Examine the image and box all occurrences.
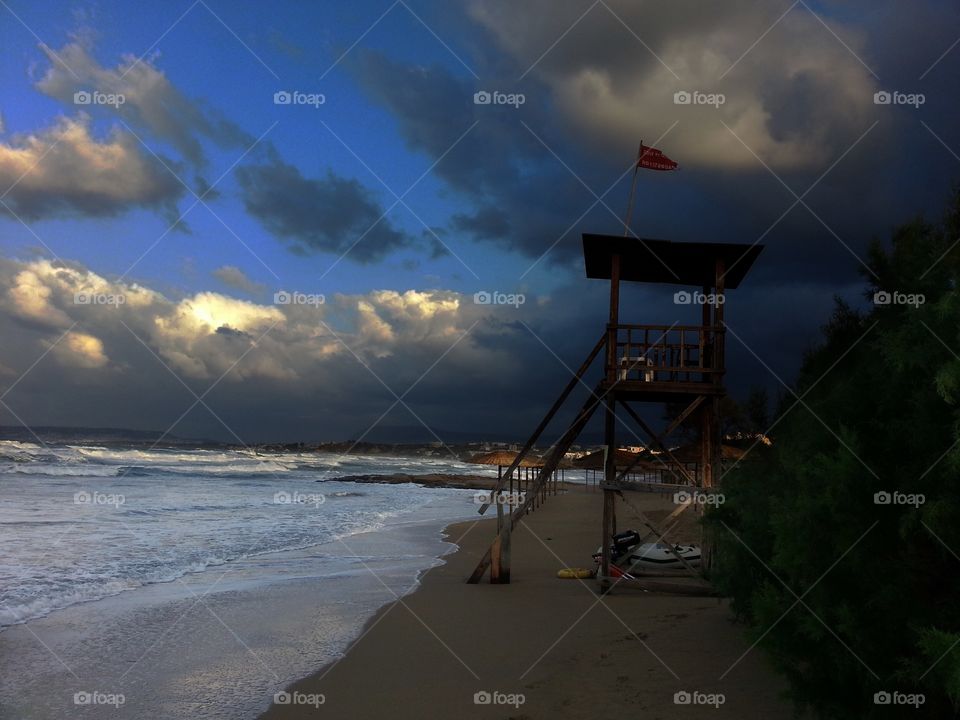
[262,484,796,719]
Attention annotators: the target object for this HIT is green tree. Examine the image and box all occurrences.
[709,187,960,718]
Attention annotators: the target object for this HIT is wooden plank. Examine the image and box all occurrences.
[600,396,616,593]
[629,566,701,577]
[602,577,718,596]
[490,534,503,583]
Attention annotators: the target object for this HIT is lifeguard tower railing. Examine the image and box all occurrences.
[607,323,724,386]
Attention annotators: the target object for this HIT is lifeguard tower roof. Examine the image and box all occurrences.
[582,233,763,289]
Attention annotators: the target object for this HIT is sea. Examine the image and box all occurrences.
[0,440,497,719]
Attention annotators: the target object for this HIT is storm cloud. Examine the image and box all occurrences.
[235,156,416,263]
[346,0,960,283]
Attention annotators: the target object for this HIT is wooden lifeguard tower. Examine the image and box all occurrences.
[467,233,763,590]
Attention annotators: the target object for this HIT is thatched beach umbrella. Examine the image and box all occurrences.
[524,453,574,488]
[467,450,526,468]
[574,448,655,487]
[469,451,535,493]
[573,448,644,470]
[468,450,567,497]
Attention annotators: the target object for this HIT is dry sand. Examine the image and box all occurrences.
[262,485,795,719]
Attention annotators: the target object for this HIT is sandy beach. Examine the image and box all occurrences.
[262,484,795,719]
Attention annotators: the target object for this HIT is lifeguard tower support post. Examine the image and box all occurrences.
[467,233,763,590]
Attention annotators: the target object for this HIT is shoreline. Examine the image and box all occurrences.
[0,489,481,720]
[262,485,798,719]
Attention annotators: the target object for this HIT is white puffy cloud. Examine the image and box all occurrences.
[0,115,183,219]
[55,331,109,368]
[0,258,493,386]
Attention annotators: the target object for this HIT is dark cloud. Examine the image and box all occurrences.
[235,156,414,262]
[345,2,960,289]
[451,205,511,241]
[347,49,606,265]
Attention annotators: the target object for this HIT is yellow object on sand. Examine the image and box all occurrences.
[557,567,594,579]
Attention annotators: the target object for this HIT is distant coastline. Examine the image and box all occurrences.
[0,425,551,459]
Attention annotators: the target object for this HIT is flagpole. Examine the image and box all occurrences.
[623,141,642,237]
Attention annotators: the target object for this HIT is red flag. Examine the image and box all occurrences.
[637,142,678,171]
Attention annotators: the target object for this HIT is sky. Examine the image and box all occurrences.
[0,0,958,444]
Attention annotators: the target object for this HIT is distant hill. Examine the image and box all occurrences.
[0,426,221,447]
